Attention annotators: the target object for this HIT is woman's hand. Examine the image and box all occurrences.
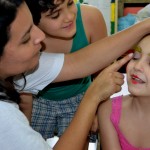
[84,53,133,104]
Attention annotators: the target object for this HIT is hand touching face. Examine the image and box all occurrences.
[85,53,133,103]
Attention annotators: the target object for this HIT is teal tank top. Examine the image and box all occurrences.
[38,3,91,100]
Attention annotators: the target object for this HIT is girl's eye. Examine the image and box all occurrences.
[132,51,141,60]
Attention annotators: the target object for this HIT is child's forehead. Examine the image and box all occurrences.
[133,36,150,54]
[51,0,65,11]
[133,45,150,56]
[139,35,150,48]
[134,46,142,53]
[49,0,65,13]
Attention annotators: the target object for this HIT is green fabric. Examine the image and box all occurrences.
[71,2,89,52]
[38,2,91,100]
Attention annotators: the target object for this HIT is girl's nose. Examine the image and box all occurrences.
[134,60,144,72]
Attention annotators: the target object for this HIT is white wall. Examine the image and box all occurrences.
[83,0,111,35]
[111,74,130,98]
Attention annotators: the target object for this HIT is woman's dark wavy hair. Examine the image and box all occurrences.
[0,0,23,104]
[25,0,64,25]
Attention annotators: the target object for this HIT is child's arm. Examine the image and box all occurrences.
[19,93,33,123]
[98,100,122,150]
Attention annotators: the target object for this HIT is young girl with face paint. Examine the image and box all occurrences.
[98,34,150,150]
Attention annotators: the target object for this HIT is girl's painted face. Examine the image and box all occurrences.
[39,0,77,39]
[0,2,45,79]
[126,35,150,96]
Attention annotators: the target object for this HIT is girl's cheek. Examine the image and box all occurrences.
[126,62,131,73]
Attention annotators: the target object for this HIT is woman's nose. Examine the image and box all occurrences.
[33,25,45,44]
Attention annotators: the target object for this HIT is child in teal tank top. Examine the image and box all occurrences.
[38,3,91,100]
[24,0,107,149]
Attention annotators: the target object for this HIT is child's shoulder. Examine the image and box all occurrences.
[80,3,100,12]
[79,3,107,43]
[80,4,103,22]
[98,98,112,118]
[99,95,131,113]
[98,95,132,119]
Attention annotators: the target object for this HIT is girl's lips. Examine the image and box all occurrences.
[131,79,138,84]
[131,74,145,84]
[132,74,139,78]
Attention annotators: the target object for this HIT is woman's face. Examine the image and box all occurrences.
[38,0,77,39]
[0,2,45,79]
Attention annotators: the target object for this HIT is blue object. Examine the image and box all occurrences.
[118,14,136,31]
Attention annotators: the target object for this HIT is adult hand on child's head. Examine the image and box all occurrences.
[85,53,133,103]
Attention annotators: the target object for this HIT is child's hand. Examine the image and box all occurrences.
[85,53,133,103]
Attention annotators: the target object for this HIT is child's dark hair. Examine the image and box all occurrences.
[0,0,23,104]
[25,0,64,25]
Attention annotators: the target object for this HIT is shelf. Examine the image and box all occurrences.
[123,0,150,3]
[118,0,150,17]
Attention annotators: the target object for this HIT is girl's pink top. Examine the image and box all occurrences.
[110,96,150,150]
